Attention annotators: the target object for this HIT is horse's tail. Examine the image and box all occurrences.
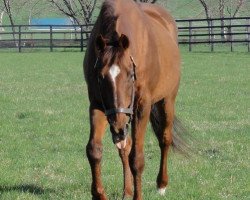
[172,116,191,156]
[150,105,191,156]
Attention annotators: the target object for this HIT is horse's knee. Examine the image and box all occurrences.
[161,131,173,147]
[86,140,103,163]
[129,151,145,175]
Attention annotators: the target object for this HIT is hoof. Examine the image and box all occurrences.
[157,187,166,196]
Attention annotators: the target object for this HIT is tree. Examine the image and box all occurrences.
[226,0,245,18]
[2,0,17,42]
[198,0,210,19]
[48,0,97,25]
[0,10,3,26]
[198,0,246,40]
[0,5,4,38]
[2,0,14,27]
[23,0,54,24]
[198,0,246,18]
[0,3,4,26]
[1,0,46,43]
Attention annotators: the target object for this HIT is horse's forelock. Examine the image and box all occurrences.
[102,46,125,68]
[100,1,118,38]
[98,1,130,69]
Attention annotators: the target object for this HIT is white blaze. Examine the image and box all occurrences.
[109,64,121,83]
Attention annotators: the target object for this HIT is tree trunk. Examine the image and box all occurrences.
[198,0,212,42]
[8,12,17,45]
[0,11,4,28]
[0,11,4,40]
[3,0,17,45]
[219,0,226,40]
[232,0,244,17]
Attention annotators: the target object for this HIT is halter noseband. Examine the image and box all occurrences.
[94,55,137,123]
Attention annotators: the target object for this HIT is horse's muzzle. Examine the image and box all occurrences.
[110,123,129,149]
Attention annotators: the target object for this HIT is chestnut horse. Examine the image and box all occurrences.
[84,0,183,199]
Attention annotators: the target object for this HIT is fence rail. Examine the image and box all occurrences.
[177,17,250,52]
[0,17,249,52]
[0,24,94,52]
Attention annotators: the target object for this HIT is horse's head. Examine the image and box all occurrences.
[95,33,136,149]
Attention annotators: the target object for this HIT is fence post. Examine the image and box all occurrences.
[0,25,2,40]
[221,18,225,41]
[50,26,53,52]
[211,19,214,52]
[80,25,83,52]
[18,25,21,52]
[189,21,192,52]
[229,19,233,52]
[247,19,250,52]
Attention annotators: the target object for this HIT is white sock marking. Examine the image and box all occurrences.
[158,187,166,196]
[109,64,121,83]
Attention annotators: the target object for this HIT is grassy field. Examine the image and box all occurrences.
[0,50,249,200]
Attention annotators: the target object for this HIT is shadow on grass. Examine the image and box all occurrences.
[0,184,54,195]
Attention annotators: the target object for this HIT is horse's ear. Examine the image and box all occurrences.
[119,34,129,50]
[96,34,106,52]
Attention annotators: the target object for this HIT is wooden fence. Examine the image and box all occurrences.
[0,17,249,52]
[0,24,93,52]
[177,17,250,52]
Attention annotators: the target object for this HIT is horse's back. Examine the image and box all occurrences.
[139,3,178,43]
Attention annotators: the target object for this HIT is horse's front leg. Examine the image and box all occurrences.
[156,99,175,195]
[129,103,151,200]
[86,106,108,200]
[117,136,133,199]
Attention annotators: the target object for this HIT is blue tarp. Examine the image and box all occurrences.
[30,18,76,29]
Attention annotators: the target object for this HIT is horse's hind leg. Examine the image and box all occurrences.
[150,98,175,195]
[86,105,108,200]
[117,136,133,199]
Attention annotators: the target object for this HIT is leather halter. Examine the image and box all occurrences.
[94,55,137,123]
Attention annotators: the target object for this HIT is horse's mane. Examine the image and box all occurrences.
[97,0,126,64]
[99,0,118,40]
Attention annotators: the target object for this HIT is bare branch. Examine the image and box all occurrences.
[233,0,244,17]
[219,0,225,18]
[2,0,17,42]
[198,0,211,19]
[48,0,97,25]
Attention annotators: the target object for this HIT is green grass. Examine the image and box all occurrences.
[0,50,249,199]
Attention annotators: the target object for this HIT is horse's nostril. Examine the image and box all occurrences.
[119,134,126,140]
[121,126,129,138]
[110,121,129,142]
